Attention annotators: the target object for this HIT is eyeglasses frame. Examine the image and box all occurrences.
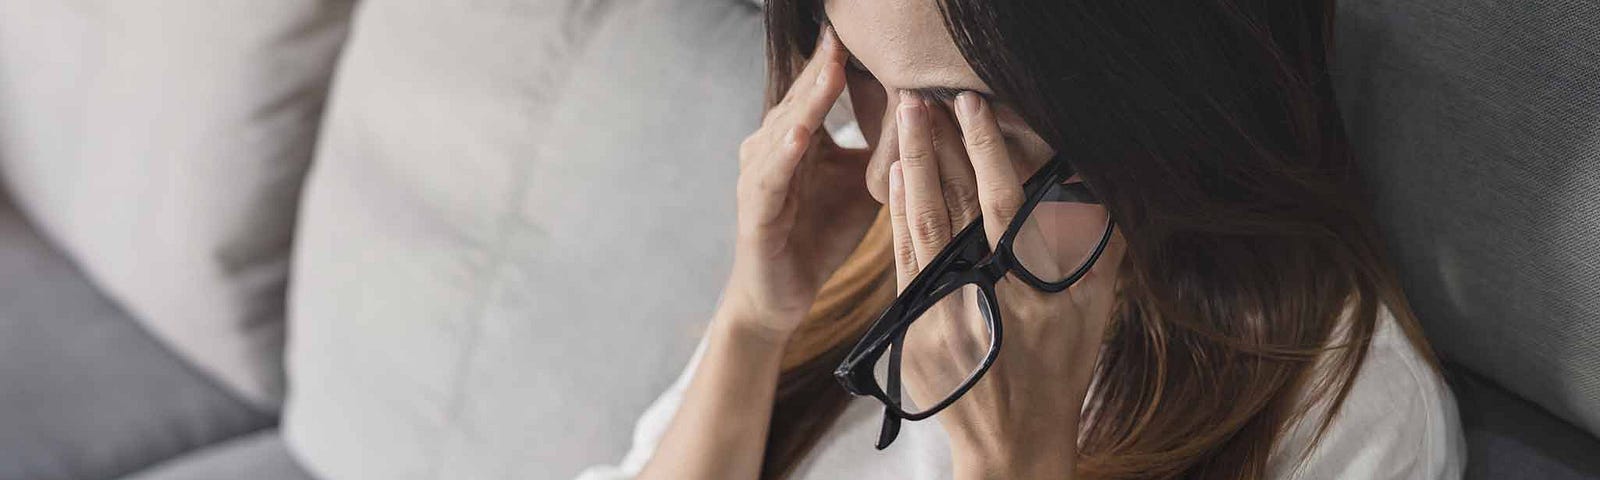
[832,153,1116,449]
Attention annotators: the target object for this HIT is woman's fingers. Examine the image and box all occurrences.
[790,30,849,132]
[773,26,847,127]
[927,102,980,230]
[760,28,846,194]
[954,91,1024,248]
[739,26,848,228]
[897,90,952,267]
[740,125,812,228]
[887,161,920,292]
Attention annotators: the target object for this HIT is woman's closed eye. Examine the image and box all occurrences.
[915,87,963,106]
[846,53,960,107]
[840,49,1026,154]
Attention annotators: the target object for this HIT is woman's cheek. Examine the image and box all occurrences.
[993,108,1056,179]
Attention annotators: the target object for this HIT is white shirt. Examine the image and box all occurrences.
[577,305,1465,479]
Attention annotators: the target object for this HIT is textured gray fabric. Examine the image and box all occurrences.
[122,431,314,480]
[1333,0,1600,443]
[1448,367,1600,480]
[0,0,354,406]
[0,192,275,480]
[282,0,764,478]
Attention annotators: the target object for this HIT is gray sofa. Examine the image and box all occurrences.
[0,0,1595,479]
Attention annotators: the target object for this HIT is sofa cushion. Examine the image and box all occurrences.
[1333,0,1600,440]
[0,193,274,480]
[122,430,314,480]
[0,0,353,406]
[282,0,765,478]
[1448,367,1600,479]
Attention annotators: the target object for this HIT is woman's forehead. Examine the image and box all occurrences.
[822,0,989,96]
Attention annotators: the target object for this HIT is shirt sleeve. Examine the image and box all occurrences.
[572,336,709,480]
[1269,308,1466,479]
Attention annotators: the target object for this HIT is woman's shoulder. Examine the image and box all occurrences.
[575,335,952,480]
[1268,304,1467,479]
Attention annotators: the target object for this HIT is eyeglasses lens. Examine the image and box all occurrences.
[872,283,991,416]
[1012,178,1110,283]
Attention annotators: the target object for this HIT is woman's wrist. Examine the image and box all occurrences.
[639,288,798,480]
[711,298,801,350]
[712,281,811,345]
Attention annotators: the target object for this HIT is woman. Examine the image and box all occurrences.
[582,0,1463,478]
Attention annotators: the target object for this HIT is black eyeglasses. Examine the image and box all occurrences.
[833,154,1115,449]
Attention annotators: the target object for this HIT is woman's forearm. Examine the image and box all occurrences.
[636,306,792,480]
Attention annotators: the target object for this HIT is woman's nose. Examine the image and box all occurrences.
[863,103,900,204]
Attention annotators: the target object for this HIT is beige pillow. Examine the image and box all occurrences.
[282,0,767,477]
[0,0,353,407]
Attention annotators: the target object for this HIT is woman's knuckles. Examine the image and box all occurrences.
[761,102,792,126]
[939,178,979,216]
[910,210,952,248]
[962,127,1004,157]
[984,195,1023,225]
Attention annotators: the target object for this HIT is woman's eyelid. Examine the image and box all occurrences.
[923,87,963,105]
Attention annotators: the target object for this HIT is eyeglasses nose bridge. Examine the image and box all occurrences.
[974,254,1010,283]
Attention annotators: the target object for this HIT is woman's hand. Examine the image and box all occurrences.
[719,26,881,340]
[637,27,879,480]
[887,90,1127,478]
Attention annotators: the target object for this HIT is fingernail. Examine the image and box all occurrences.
[897,91,922,126]
[898,89,920,108]
[889,161,903,191]
[784,126,802,145]
[815,64,830,85]
[821,25,836,47]
[956,91,980,118]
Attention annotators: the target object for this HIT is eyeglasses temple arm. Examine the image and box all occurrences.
[875,332,906,449]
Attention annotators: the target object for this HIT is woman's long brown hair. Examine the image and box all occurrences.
[757,0,1441,478]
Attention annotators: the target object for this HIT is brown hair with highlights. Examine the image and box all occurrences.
[757,1,1440,478]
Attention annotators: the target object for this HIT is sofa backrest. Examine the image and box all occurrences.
[1334,0,1600,440]
[0,0,353,407]
[281,0,765,477]
[280,0,1600,477]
